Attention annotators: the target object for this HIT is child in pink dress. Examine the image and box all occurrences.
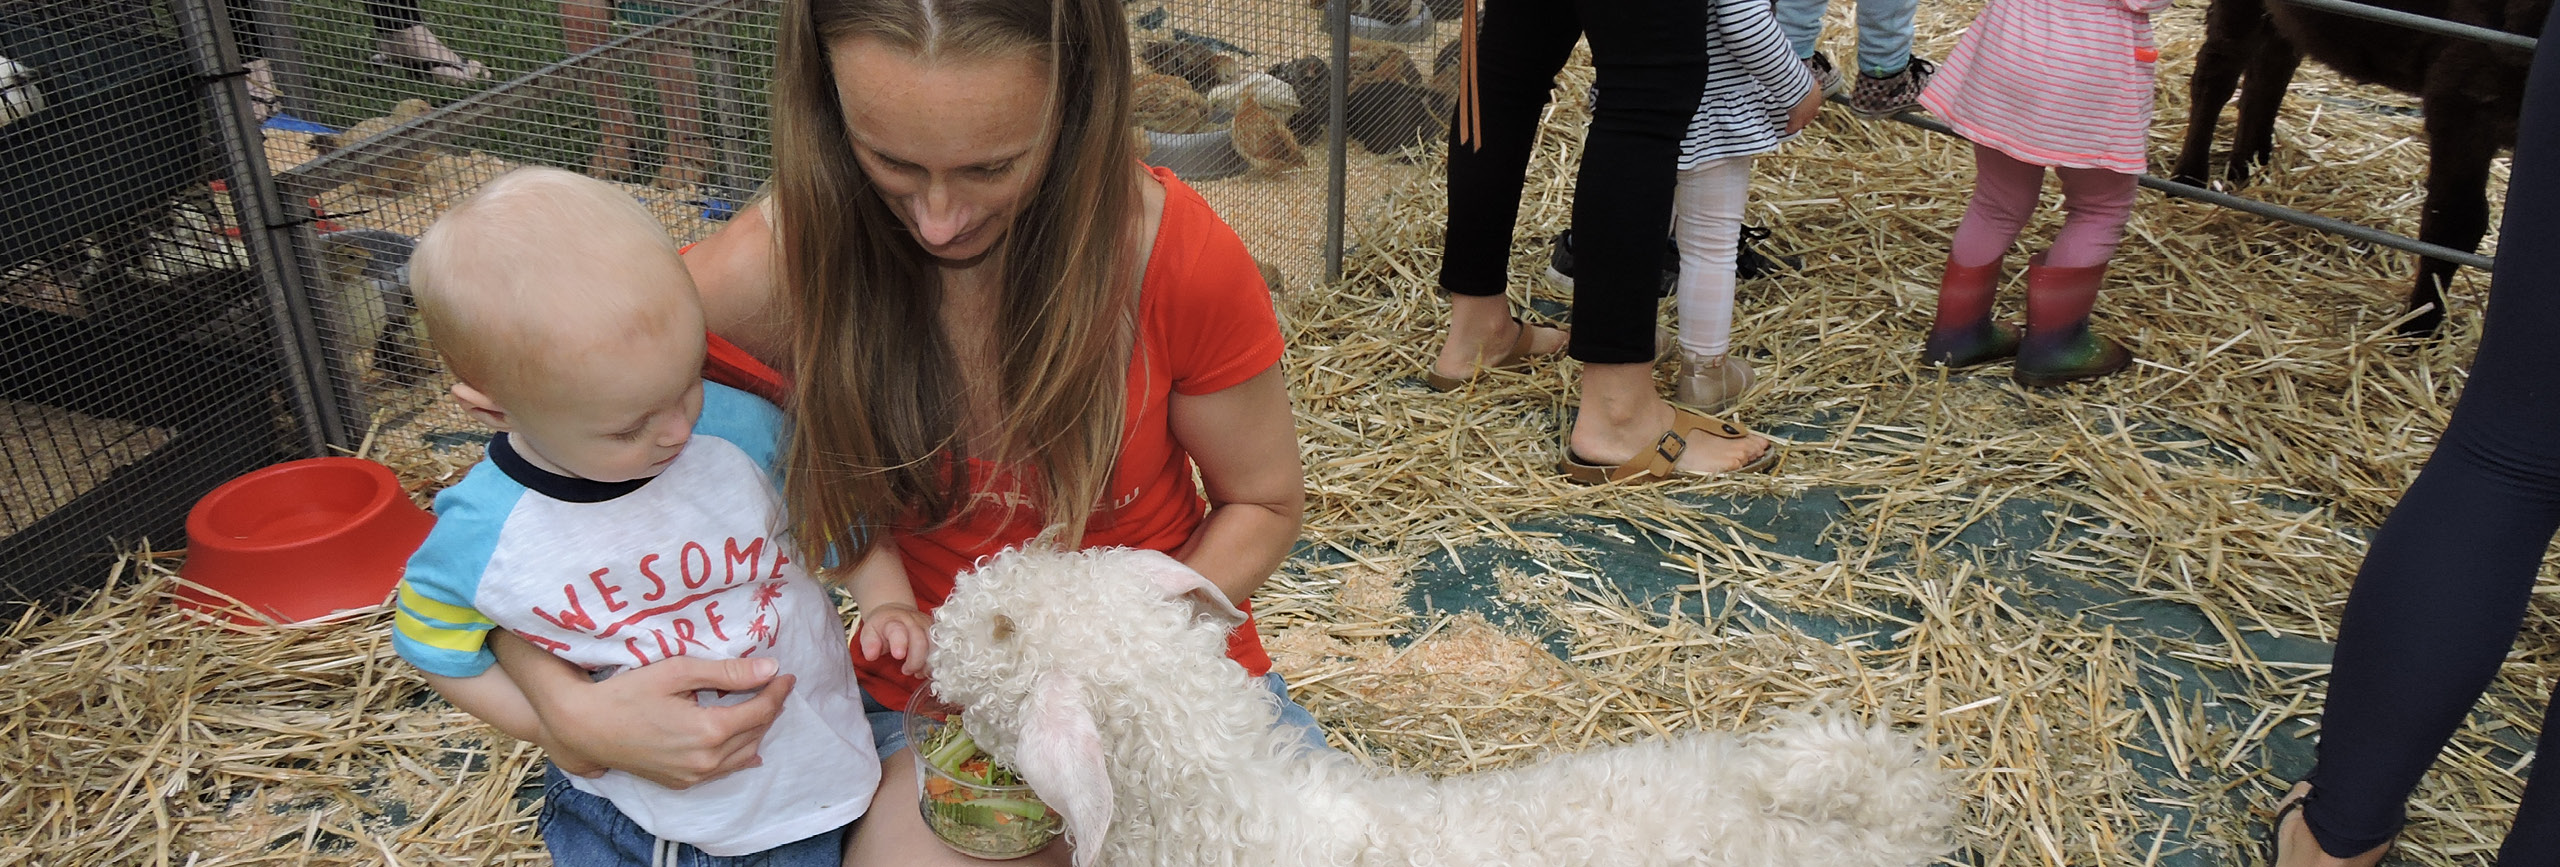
[1915,0,2169,385]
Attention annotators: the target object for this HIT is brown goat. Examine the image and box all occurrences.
[2172,0,2539,335]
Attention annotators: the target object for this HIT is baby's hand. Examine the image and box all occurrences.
[857,603,934,678]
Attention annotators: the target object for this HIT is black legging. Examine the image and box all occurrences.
[231,2,426,60]
[2301,7,2560,860]
[1438,0,1709,364]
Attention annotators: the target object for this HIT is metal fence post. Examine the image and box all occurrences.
[1325,0,1350,283]
[174,0,348,455]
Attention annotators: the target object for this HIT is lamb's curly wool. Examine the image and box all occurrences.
[928,546,1959,867]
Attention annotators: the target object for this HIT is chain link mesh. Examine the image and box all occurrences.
[4,0,1452,606]
[0,0,313,607]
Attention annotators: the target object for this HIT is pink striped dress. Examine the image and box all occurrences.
[1917,0,2173,174]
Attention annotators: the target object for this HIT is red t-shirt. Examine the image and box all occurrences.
[700,167,1285,711]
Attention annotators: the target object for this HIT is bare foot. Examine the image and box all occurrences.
[1569,398,1770,475]
[2273,784,2393,867]
[1431,293,1565,383]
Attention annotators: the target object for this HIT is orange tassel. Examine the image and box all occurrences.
[1457,0,1481,149]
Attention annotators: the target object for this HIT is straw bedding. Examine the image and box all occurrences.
[5,0,2551,864]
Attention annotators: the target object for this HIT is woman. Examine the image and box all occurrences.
[2266,7,2560,865]
[1431,0,1778,481]
[486,0,1308,863]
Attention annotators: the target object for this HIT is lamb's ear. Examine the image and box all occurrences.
[1122,549,1246,626]
[1013,672,1112,867]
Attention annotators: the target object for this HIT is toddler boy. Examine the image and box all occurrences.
[390,167,924,864]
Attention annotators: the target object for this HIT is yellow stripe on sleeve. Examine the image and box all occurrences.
[398,583,492,628]
[395,608,491,654]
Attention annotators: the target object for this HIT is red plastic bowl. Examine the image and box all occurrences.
[176,457,434,625]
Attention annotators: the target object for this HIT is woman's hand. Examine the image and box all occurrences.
[1785,84,1825,134]
[490,630,795,789]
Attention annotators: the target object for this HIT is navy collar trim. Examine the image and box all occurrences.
[490,433,654,503]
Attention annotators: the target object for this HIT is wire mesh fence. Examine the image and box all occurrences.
[1,0,1455,608]
[0,0,318,607]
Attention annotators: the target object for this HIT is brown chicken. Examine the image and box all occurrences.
[326,98,437,195]
[1347,38,1423,92]
[1132,72,1214,134]
[1229,92,1305,175]
[1139,40,1238,93]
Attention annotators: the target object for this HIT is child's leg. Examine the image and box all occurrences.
[1852,0,1919,76]
[1670,155,1757,411]
[1949,145,2045,268]
[1672,155,1751,360]
[2046,166,2140,269]
[2015,166,2140,385]
[1924,145,2041,366]
[1770,0,1828,59]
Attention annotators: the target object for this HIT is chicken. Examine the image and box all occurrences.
[1132,72,1215,134]
[1139,40,1237,93]
[323,98,438,194]
[1229,92,1305,175]
[1207,73,1301,127]
[1347,38,1422,92]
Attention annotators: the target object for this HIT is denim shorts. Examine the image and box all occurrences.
[866,672,1333,757]
[538,765,849,867]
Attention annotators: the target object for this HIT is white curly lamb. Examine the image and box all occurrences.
[923,545,1960,867]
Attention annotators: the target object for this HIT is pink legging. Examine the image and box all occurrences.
[1948,145,2139,270]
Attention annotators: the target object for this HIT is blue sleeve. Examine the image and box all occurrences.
[391,462,525,678]
[693,380,787,476]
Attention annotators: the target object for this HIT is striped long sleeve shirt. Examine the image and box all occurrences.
[1918,0,2174,174]
[1679,0,1819,168]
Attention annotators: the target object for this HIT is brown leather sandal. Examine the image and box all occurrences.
[1424,317,1561,391]
[1559,407,1780,483]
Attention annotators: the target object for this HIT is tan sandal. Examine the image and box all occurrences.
[1559,407,1780,483]
[1424,317,1561,391]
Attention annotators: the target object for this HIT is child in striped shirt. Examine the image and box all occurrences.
[1915,0,2170,385]
[1666,0,1825,413]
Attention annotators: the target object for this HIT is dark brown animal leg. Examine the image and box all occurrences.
[2404,94,2499,337]
[2228,37,2303,185]
[2174,0,2272,186]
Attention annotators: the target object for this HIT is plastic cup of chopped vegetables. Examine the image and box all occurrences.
[905,689,1063,860]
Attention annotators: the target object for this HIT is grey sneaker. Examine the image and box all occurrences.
[1804,53,1846,99]
[1848,57,1933,118]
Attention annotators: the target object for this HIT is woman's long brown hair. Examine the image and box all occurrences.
[772,0,1139,566]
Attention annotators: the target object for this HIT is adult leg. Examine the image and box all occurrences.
[1429,0,1580,384]
[2288,3,2560,858]
[563,0,640,180]
[650,44,710,190]
[1565,0,1770,474]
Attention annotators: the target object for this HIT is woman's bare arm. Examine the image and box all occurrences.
[684,198,792,369]
[1166,364,1306,603]
[488,629,793,788]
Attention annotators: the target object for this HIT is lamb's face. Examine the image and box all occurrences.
[925,545,1247,866]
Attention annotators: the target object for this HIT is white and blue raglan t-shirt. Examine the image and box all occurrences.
[392,382,877,856]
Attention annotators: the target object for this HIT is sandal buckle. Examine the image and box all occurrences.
[1652,430,1687,464]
